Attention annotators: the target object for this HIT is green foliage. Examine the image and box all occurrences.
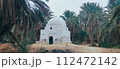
[99,43,114,48]
[79,2,104,45]
[99,0,120,47]
[0,34,14,43]
[113,44,120,49]
[22,29,36,44]
[73,41,82,45]
[108,0,120,9]
[36,47,48,53]
[80,2,103,14]
[61,10,88,43]
[1,0,120,50]
[0,0,50,52]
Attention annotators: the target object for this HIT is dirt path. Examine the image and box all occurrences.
[29,43,120,53]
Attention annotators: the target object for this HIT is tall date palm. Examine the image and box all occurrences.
[61,10,79,41]
[80,2,103,45]
[0,0,49,50]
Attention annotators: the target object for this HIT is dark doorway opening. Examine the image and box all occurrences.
[49,36,53,44]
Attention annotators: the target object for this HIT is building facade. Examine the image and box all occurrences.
[37,17,71,44]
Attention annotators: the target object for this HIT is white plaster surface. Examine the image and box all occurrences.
[37,17,71,44]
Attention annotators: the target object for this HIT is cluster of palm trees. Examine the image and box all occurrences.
[99,0,120,47]
[61,2,104,45]
[0,0,120,51]
[80,2,104,45]
[0,0,50,51]
[61,0,120,48]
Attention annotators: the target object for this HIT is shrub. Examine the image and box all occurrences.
[36,47,48,53]
[73,41,82,45]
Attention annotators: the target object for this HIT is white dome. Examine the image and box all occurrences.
[47,17,67,27]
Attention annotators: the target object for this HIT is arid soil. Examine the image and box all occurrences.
[0,43,17,53]
[29,43,120,53]
[0,43,120,53]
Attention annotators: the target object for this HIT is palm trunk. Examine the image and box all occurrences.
[85,23,87,42]
[14,24,19,38]
[96,21,99,44]
[88,15,94,45]
[9,31,25,51]
[21,30,24,42]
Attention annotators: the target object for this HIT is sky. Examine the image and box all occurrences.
[43,0,109,16]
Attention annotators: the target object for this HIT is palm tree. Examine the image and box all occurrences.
[0,0,49,50]
[61,10,80,42]
[107,0,120,45]
[80,2,103,45]
[105,0,120,18]
[108,0,120,9]
[99,0,120,47]
[78,11,88,42]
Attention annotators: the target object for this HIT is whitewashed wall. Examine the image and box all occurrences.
[38,17,71,44]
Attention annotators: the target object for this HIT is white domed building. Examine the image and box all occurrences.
[37,17,71,44]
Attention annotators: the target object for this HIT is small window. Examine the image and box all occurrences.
[44,39,46,41]
[55,39,57,41]
[50,27,52,30]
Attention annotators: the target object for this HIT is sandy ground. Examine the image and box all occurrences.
[29,43,120,53]
[0,43,17,53]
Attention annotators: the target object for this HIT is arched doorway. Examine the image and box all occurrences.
[49,36,53,44]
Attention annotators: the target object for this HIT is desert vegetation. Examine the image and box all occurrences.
[0,0,120,53]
